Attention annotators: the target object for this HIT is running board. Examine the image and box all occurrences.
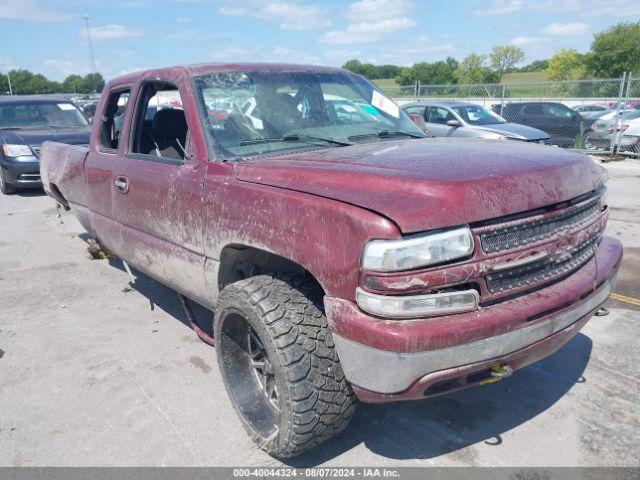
[178,294,215,346]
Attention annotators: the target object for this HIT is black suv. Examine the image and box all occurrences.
[493,102,592,148]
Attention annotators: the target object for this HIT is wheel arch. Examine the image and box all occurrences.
[218,243,326,297]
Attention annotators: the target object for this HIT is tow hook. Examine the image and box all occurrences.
[479,364,513,385]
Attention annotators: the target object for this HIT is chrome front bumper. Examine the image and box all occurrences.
[334,279,613,394]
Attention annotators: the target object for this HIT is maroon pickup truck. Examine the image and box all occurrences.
[40,63,622,458]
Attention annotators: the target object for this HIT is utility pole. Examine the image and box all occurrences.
[82,14,97,73]
[6,71,12,95]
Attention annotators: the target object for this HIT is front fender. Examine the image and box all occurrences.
[202,175,400,300]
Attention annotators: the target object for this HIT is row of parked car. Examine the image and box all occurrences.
[401,100,640,153]
[2,88,639,195]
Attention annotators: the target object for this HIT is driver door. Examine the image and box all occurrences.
[425,106,457,137]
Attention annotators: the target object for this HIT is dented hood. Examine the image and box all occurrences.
[234,138,605,233]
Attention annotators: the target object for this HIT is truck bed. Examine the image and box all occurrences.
[40,141,90,208]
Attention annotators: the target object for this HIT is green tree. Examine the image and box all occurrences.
[83,73,105,93]
[375,64,401,79]
[0,72,9,94]
[490,45,525,81]
[586,22,640,77]
[62,74,85,93]
[519,59,549,72]
[547,49,586,80]
[0,68,104,95]
[454,54,498,84]
[342,59,364,75]
[394,58,458,86]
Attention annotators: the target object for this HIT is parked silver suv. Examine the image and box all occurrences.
[403,100,550,144]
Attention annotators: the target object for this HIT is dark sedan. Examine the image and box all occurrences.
[493,102,593,148]
[0,96,91,194]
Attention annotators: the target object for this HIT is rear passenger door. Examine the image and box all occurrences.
[109,79,211,305]
[518,104,549,132]
[84,86,131,238]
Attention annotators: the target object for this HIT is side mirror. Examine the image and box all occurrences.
[446,119,461,127]
[408,113,427,131]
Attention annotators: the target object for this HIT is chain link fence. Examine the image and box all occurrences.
[385,74,639,158]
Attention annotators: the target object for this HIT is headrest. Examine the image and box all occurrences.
[152,108,187,138]
[104,100,120,117]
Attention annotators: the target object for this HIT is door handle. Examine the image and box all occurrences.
[114,176,129,193]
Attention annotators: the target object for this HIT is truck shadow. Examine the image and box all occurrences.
[102,254,591,465]
[287,333,591,466]
[16,188,46,197]
[105,257,215,338]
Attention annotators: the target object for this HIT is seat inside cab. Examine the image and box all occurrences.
[130,83,188,161]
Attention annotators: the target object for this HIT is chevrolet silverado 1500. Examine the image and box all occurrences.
[39,64,622,458]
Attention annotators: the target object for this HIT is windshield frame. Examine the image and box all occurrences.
[191,69,425,161]
[0,100,90,129]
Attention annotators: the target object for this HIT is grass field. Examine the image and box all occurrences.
[373,71,548,90]
[373,78,398,89]
[501,71,548,83]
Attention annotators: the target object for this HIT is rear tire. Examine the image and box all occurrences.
[214,274,357,458]
[0,169,17,195]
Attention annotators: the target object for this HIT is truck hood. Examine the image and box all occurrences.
[234,138,605,234]
[0,126,91,147]
[473,122,549,140]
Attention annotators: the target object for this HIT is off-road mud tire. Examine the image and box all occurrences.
[214,274,357,458]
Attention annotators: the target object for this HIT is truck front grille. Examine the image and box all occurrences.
[480,199,599,253]
[486,236,598,293]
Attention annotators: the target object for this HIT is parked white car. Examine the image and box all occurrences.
[620,117,640,153]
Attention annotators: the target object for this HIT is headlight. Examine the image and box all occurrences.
[2,144,36,161]
[356,288,479,318]
[362,226,474,272]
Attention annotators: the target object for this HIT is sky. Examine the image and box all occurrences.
[1,0,639,81]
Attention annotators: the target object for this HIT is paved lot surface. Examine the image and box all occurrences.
[0,158,639,467]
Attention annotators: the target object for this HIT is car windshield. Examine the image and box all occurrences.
[193,70,425,158]
[0,101,89,129]
[451,105,506,125]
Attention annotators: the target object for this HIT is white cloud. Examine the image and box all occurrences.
[581,0,640,17]
[175,16,191,24]
[473,0,523,16]
[208,45,323,64]
[346,0,414,22]
[0,56,11,66]
[510,36,548,46]
[320,17,416,44]
[324,49,363,59]
[219,6,250,15]
[0,0,71,22]
[530,0,640,17]
[43,59,90,77]
[88,25,144,39]
[265,47,323,64]
[543,22,590,35]
[379,40,458,65]
[209,45,253,60]
[218,1,330,30]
